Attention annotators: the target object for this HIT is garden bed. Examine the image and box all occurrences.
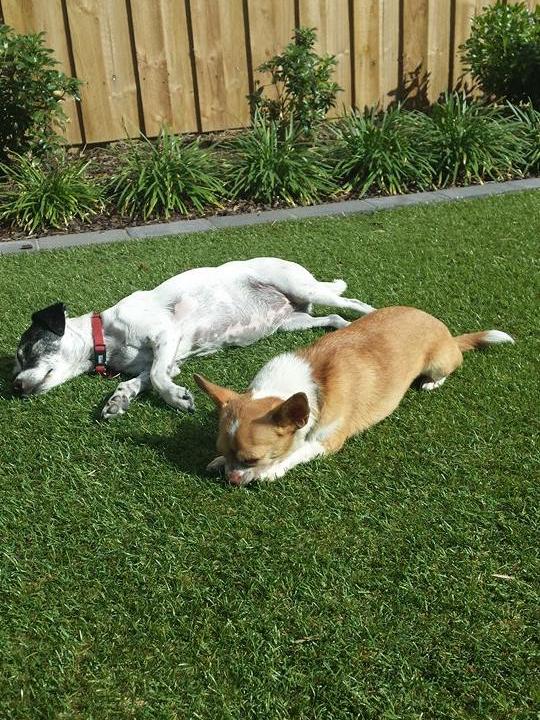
[2,174,539,247]
[1,129,538,243]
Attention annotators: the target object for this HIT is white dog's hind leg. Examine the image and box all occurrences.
[294,281,374,315]
[149,332,195,412]
[101,370,151,420]
[279,312,349,331]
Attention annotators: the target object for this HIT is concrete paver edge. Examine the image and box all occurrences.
[1,177,538,256]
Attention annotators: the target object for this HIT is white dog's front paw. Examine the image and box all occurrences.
[101,392,130,419]
[167,386,195,413]
[207,456,226,473]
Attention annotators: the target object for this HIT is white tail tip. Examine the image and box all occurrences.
[484,330,515,345]
[332,279,347,295]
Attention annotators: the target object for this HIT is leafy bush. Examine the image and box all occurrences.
[226,116,335,206]
[507,102,540,174]
[0,25,80,162]
[429,93,526,186]
[461,2,540,105]
[248,27,341,138]
[328,106,436,196]
[0,153,103,232]
[108,130,224,219]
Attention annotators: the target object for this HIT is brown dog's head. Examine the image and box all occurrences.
[194,374,310,485]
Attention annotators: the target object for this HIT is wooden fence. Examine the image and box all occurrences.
[1,1,539,145]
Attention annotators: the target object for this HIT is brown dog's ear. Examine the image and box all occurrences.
[271,392,310,429]
[193,374,239,408]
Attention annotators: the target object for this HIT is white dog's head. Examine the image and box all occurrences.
[13,303,78,397]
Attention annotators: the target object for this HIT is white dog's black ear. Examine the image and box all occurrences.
[31,302,67,336]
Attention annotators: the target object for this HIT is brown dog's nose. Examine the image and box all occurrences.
[228,470,245,486]
[12,378,24,395]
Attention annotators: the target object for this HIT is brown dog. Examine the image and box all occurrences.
[195,306,513,486]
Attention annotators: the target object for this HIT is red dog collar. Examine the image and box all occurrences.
[91,312,108,376]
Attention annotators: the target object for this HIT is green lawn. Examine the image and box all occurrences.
[0,192,538,719]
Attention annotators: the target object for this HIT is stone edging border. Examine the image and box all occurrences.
[1,177,539,256]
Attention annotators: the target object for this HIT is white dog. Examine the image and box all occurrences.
[12,257,374,419]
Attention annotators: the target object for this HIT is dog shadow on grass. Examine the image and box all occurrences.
[123,400,226,481]
[0,354,14,400]
[91,381,178,423]
[128,426,223,481]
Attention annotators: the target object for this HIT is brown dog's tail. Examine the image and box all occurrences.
[455,329,514,352]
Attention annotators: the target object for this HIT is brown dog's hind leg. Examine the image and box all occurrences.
[421,339,463,391]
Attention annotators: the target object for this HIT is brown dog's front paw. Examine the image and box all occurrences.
[206,456,226,473]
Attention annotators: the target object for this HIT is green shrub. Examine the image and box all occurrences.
[0,25,80,162]
[429,93,526,186]
[507,102,540,174]
[328,106,436,196]
[0,153,103,233]
[461,2,540,105]
[108,130,224,220]
[226,116,335,206]
[248,27,341,138]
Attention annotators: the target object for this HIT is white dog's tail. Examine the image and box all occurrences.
[325,279,375,314]
[316,279,347,295]
[330,279,347,295]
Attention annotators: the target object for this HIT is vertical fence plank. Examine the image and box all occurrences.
[298,0,352,114]
[402,0,429,101]
[1,0,83,144]
[354,0,380,109]
[402,0,453,103]
[426,0,451,102]
[453,0,497,88]
[130,0,197,136]
[354,0,399,109]
[65,0,140,142]
[453,0,477,87]
[247,0,295,100]
[380,0,400,107]
[189,0,250,131]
